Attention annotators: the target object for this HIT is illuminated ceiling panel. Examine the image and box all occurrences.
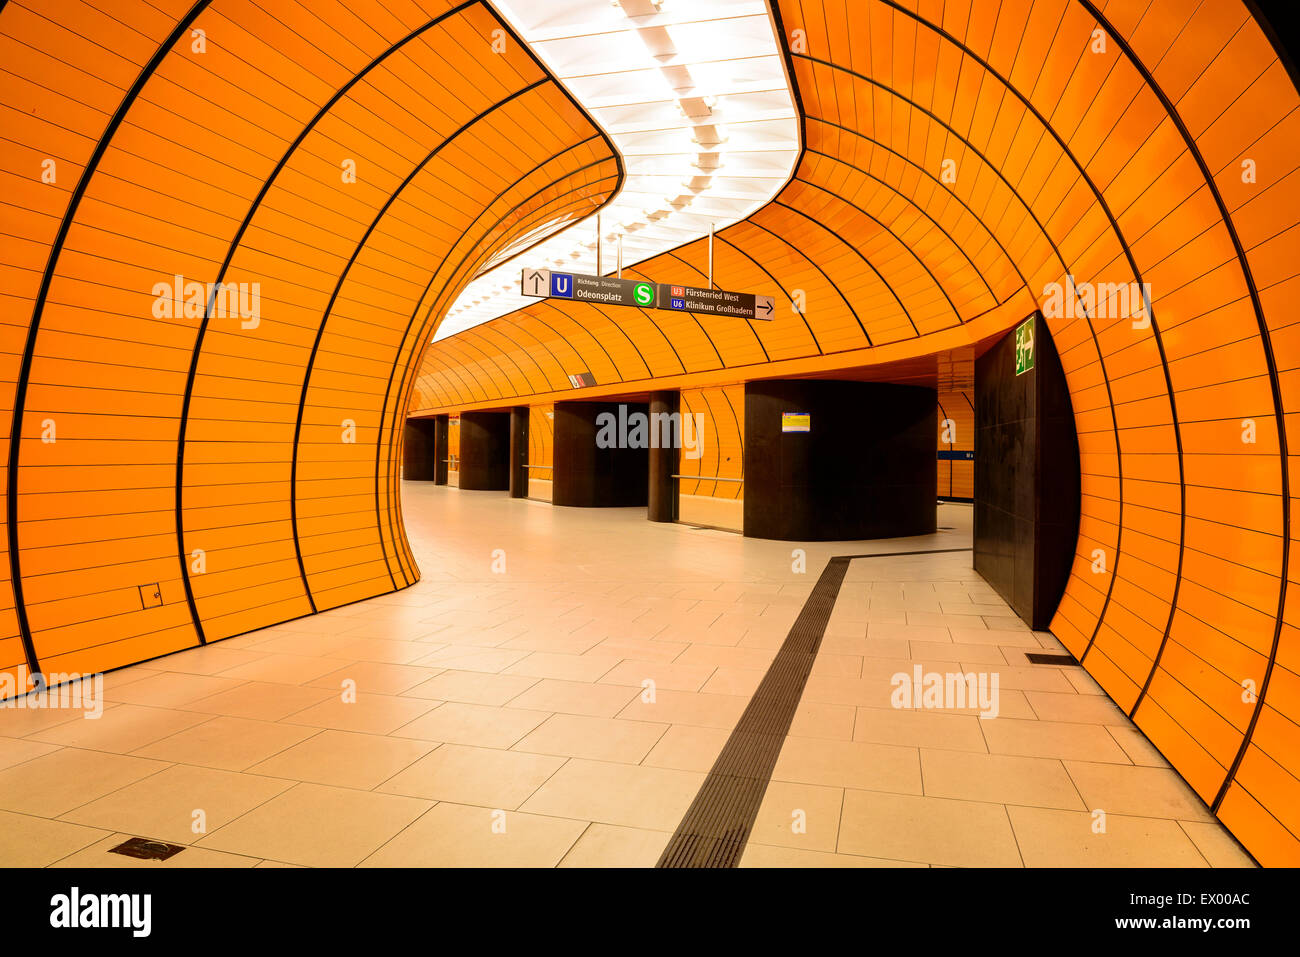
[435,0,799,339]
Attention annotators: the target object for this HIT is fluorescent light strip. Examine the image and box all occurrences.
[434,0,798,340]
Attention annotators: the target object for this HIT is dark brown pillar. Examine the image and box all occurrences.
[552,401,650,507]
[647,391,678,522]
[974,312,1081,630]
[402,417,438,481]
[458,411,511,490]
[509,406,529,498]
[743,379,936,541]
[433,415,448,485]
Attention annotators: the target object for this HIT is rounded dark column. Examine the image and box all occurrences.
[647,391,679,522]
[433,415,448,485]
[743,379,937,541]
[402,417,437,481]
[458,411,511,490]
[552,401,649,507]
[974,312,1081,630]
[509,406,529,498]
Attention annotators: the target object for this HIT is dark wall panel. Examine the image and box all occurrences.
[403,418,438,482]
[974,313,1081,630]
[648,391,679,523]
[743,380,936,541]
[553,402,649,507]
[509,406,529,499]
[433,415,449,486]
[458,412,511,491]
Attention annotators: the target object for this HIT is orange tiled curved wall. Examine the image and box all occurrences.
[0,1,618,688]
[410,1,1299,864]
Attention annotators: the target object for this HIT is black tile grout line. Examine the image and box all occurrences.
[656,547,973,868]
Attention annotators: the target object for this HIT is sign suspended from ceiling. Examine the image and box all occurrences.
[521,268,774,321]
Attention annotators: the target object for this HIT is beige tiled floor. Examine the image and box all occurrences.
[0,484,1256,867]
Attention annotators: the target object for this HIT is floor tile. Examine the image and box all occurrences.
[853,708,988,752]
[331,638,434,665]
[1179,821,1257,867]
[520,759,704,831]
[248,730,434,789]
[598,659,716,692]
[282,692,437,735]
[411,646,527,673]
[588,637,688,663]
[508,678,639,717]
[558,823,671,867]
[197,783,431,867]
[0,748,170,816]
[921,750,1086,810]
[619,689,747,729]
[306,661,441,695]
[788,702,856,741]
[838,790,1023,867]
[747,780,843,853]
[0,809,108,866]
[377,743,564,808]
[641,725,730,773]
[699,667,765,696]
[739,844,926,868]
[184,681,334,721]
[404,670,538,706]
[1008,806,1207,867]
[392,702,549,748]
[29,704,211,754]
[513,714,668,764]
[504,652,622,682]
[1107,726,1172,767]
[61,763,293,844]
[0,735,62,770]
[1026,691,1130,725]
[772,737,921,794]
[52,833,262,868]
[156,645,270,676]
[132,715,319,771]
[104,672,246,708]
[361,802,585,867]
[1063,761,1216,822]
[982,717,1132,763]
[215,654,348,685]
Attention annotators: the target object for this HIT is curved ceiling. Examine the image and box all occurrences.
[410,0,1300,865]
[0,0,619,679]
[436,0,800,338]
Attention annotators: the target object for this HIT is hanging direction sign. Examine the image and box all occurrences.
[520,268,656,308]
[657,283,774,321]
[521,268,774,321]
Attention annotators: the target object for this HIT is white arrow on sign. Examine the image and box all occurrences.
[520,268,550,298]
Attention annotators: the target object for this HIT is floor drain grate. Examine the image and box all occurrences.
[109,837,185,861]
[1025,652,1078,666]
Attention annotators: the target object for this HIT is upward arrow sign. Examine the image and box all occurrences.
[521,268,550,297]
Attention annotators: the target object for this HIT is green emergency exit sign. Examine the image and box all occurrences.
[1015,317,1035,376]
